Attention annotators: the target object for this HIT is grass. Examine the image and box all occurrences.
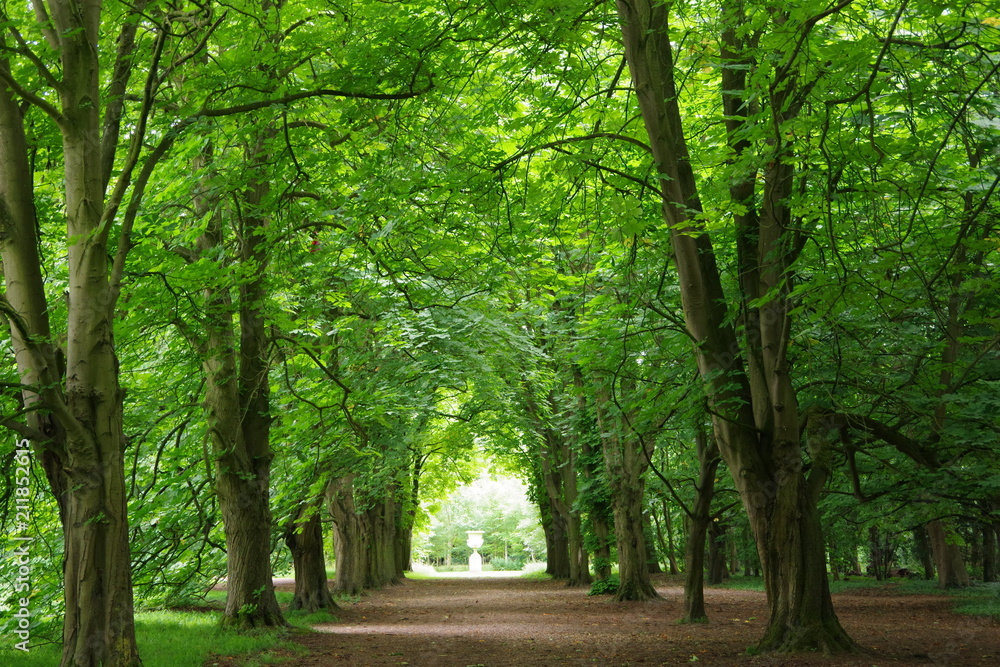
[286,608,338,630]
[138,610,302,667]
[951,582,1000,619]
[0,607,303,667]
[710,575,765,592]
[0,587,342,667]
[712,574,1000,620]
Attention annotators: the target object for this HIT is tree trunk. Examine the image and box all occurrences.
[593,375,660,598]
[610,481,658,601]
[215,457,284,628]
[397,525,413,576]
[577,395,613,582]
[730,535,740,577]
[683,429,719,623]
[566,508,591,585]
[526,384,590,586]
[643,512,663,574]
[984,504,998,583]
[397,461,422,575]
[327,476,369,595]
[616,0,857,652]
[683,512,709,623]
[590,511,614,581]
[542,431,590,586]
[663,499,680,575]
[392,488,411,579]
[651,504,672,574]
[564,452,591,586]
[0,74,69,525]
[707,520,730,585]
[1,13,142,664]
[594,380,658,601]
[365,493,401,588]
[190,139,284,630]
[927,519,971,589]
[913,526,935,580]
[869,526,885,581]
[544,498,571,579]
[970,525,983,577]
[284,502,336,612]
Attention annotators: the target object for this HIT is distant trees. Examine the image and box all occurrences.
[417,476,545,567]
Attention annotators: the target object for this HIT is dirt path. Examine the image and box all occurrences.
[276,575,997,666]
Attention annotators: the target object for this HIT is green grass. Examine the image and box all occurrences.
[0,642,61,666]
[138,610,301,667]
[286,608,338,630]
[828,576,889,593]
[710,574,1000,620]
[519,569,553,581]
[951,582,1000,619]
[709,575,765,591]
[0,608,302,667]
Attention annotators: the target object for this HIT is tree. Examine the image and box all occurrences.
[284,499,336,612]
[681,427,721,623]
[614,0,862,652]
[0,1,164,662]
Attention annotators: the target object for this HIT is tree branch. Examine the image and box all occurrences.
[492,132,652,172]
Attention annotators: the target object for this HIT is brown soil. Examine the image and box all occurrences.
[219,575,1000,666]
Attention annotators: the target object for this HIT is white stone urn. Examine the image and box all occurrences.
[466,530,485,572]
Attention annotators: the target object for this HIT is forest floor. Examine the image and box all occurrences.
[217,574,999,666]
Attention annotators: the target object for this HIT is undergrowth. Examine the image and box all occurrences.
[587,574,620,595]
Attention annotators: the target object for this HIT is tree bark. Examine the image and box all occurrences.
[913,526,935,580]
[365,493,401,588]
[327,476,369,595]
[525,384,590,586]
[543,497,571,579]
[541,430,590,586]
[643,511,663,574]
[285,502,336,612]
[576,378,613,582]
[707,520,730,585]
[682,429,719,623]
[650,505,670,574]
[610,481,658,601]
[590,513,614,582]
[663,500,680,575]
[927,519,971,589]
[984,502,999,583]
[0,71,69,523]
[594,382,658,601]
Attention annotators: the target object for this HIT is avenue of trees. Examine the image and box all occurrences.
[0,0,997,664]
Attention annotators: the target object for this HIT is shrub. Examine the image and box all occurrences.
[489,557,525,571]
[588,574,620,596]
